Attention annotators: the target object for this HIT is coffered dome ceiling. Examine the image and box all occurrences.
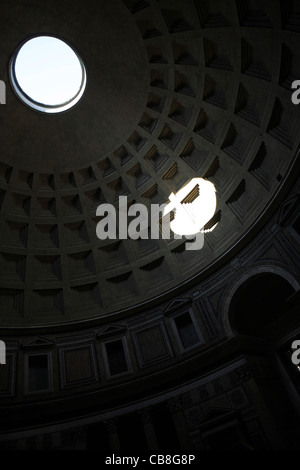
[0,0,299,327]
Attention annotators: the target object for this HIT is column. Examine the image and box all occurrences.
[104,418,121,450]
[167,397,191,449]
[138,407,159,450]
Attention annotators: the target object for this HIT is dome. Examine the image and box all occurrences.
[0,0,299,327]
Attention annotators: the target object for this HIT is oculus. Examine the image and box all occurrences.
[10,36,86,113]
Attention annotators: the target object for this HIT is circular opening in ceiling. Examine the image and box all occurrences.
[10,36,87,113]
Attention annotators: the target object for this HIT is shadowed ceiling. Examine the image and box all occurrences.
[0,0,299,327]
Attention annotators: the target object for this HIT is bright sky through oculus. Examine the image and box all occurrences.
[12,36,86,112]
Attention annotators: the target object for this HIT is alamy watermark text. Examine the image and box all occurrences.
[0,340,6,365]
[0,80,6,104]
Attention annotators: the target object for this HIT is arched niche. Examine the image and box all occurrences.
[221,266,299,337]
[228,272,295,336]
